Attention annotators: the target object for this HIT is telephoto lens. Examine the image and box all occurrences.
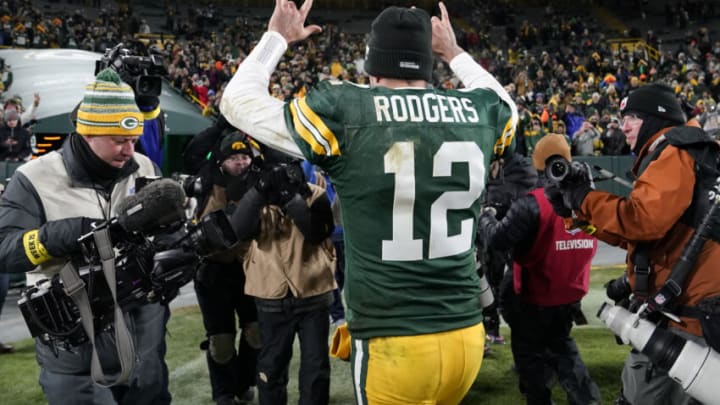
[477,274,495,309]
[597,302,720,404]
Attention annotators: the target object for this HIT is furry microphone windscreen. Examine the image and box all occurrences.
[116,179,187,234]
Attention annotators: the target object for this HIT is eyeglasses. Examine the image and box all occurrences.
[621,113,642,126]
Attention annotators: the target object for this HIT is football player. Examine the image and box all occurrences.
[220,1,517,403]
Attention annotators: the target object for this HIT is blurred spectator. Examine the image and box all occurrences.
[0,109,31,161]
[523,114,546,157]
[572,119,601,156]
[601,117,630,156]
[563,103,585,139]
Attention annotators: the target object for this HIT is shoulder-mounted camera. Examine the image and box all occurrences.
[96,42,167,98]
[18,178,238,350]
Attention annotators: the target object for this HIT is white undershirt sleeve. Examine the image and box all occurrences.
[219,31,304,159]
[449,52,518,133]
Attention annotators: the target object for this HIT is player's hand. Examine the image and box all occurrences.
[268,0,322,45]
[431,2,463,63]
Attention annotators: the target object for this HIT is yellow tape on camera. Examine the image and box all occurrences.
[23,229,52,265]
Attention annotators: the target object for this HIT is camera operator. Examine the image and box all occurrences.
[78,43,167,168]
[229,157,335,405]
[182,117,260,405]
[553,83,720,404]
[479,152,538,348]
[0,68,172,404]
[477,134,601,405]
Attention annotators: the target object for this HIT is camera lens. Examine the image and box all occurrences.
[545,156,569,183]
[550,160,567,178]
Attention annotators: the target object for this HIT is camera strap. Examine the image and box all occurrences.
[632,244,651,300]
[59,227,136,387]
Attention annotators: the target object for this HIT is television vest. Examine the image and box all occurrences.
[513,188,597,306]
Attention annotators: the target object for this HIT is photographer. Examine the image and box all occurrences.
[477,134,601,405]
[554,84,720,404]
[182,118,260,405]
[479,152,538,347]
[229,158,335,405]
[0,69,171,404]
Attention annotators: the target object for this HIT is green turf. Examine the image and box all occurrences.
[0,266,629,404]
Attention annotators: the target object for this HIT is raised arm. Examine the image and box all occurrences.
[219,0,322,159]
[431,2,518,132]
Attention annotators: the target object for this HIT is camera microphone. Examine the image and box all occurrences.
[116,179,187,234]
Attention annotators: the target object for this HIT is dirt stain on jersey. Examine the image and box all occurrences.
[385,142,412,172]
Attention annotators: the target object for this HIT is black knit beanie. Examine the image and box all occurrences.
[215,132,255,165]
[620,84,685,125]
[364,7,433,82]
[620,84,686,155]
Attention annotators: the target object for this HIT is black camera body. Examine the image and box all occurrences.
[545,156,590,186]
[256,160,308,205]
[95,43,167,98]
[19,241,155,349]
[605,274,632,303]
[18,179,238,349]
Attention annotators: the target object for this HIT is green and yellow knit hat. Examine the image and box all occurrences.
[76,68,144,136]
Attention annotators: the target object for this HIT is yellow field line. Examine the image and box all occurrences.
[591,264,625,271]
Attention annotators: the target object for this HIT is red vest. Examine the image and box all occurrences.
[513,188,597,306]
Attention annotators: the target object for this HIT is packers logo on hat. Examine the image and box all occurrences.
[76,68,144,136]
[120,116,141,130]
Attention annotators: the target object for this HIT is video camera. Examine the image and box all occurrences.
[95,42,167,98]
[18,178,238,349]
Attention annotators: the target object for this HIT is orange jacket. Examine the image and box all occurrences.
[578,124,720,336]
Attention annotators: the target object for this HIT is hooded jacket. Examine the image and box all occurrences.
[577,122,720,336]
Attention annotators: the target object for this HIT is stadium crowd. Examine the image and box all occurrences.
[0,0,717,158]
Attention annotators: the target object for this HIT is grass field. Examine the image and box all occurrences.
[0,266,628,405]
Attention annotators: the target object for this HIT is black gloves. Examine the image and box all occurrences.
[478,206,498,228]
[151,248,199,304]
[559,162,594,210]
[476,207,498,249]
[544,183,572,218]
[544,162,594,216]
[38,217,100,258]
[255,163,309,206]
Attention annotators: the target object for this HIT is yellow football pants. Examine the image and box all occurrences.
[350,322,485,405]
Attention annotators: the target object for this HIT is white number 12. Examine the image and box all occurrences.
[382,141,485,261]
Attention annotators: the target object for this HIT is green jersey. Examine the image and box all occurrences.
[285,81,515,339]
